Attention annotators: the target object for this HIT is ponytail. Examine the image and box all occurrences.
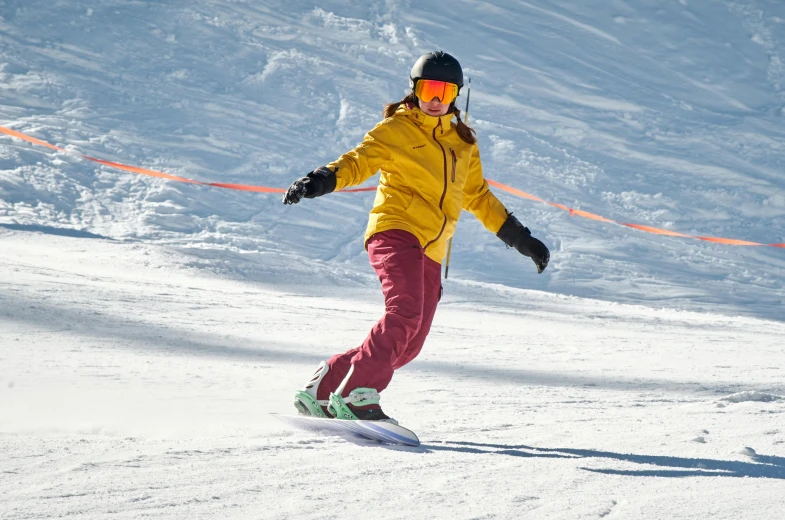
[383,93,416,119]
[452,106,477,145]
[382,94,477,145]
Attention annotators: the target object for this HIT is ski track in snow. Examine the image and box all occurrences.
[1,0,785,518]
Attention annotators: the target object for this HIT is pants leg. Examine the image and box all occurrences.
[316,230,437,399]
[392,255,442,370]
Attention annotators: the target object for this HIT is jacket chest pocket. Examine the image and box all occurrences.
[449,149,457,183]
[448,147,471,185]
[443,147,467,221]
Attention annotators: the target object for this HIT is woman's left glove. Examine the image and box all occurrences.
[282,166,337,205]
[496,214,550,274]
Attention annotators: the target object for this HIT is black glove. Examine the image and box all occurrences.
[282,166,337,205]
[496,214,550,274]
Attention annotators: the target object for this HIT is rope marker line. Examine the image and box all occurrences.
[0,125,376,194]
[1,124,782,248]
[486,179,784,248]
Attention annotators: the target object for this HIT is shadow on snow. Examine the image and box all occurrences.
[2,290,782,396]
[421,441,785,479]
[0,223,115,240]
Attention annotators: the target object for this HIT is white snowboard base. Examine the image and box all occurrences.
[272,413,420,447]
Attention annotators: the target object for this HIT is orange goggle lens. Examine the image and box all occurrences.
[414,79,459,104]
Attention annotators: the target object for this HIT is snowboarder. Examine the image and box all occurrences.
[282,51,549,422]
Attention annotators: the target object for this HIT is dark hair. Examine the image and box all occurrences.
[383,94,477,145]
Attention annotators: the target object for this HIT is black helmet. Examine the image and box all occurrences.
[409,51,464,91]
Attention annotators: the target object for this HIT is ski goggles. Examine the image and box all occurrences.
[414,79,459,104]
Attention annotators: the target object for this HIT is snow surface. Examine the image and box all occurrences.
[2,230,785,519]
[1,0,785,518]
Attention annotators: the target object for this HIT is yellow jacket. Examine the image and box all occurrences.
[328,104,510,264]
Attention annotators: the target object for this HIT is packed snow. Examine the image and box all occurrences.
[1,1,784,519]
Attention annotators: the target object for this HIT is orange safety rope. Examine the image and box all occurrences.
[1,124,781,247]
[0,125,375,194]
[486,180,785,248]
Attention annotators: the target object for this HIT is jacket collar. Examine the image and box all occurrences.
[396,103,454,132]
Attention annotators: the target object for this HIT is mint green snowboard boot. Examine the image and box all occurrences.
[293,361,331,419]
[328,388,397,424]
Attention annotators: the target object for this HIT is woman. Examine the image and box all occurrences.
[282,51,549,422]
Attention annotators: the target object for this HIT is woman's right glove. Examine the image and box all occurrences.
[282,166,337,205]
[496,214,550,274]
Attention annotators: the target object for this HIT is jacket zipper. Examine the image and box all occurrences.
[450,149,457,182]
[424,119,448,252]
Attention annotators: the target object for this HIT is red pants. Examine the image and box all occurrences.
[316,229,442,400]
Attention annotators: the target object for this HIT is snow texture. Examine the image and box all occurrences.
[1,1,784,519]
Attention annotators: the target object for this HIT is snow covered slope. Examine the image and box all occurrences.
[1,230,784,519]
[1,0,784,318]
[2,2,785,518]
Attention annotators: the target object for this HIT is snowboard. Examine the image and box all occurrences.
[272,413,420,447]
